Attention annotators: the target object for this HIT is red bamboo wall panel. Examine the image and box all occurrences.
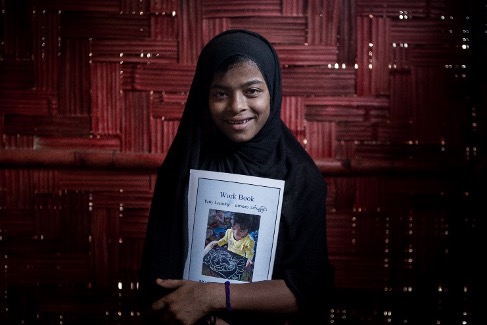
[411,66,459,145]
[0,0,482,324]
[150,92,186,120]
[91,208,119,286]
[5,253,91,284]
[91,62,122,135]
[2,135,35,149]
[91,39,178,64]
[389,70,414,119]
[179,0,204,64]
[356,15,372,96]
[4,115,91,137]
[3,169,36,208]
[356,16,391,96]
[0,91,55,115]
[356,0,446,18]
[376,121,414,143]
[0,208,35,236]
[32,169,57,193]
[281,0,305,16]
[281,96,305,144]
[60,12,151,39]
[34,135,121,151]
[391,19,458,45]
[202,0,282,18]
[129,63,195,91]
[306,121,336,159]
[33,11,60,92]
[231,16,308,44]
[120,0,150,13]
[335,122,375,142]
[283,66,356,96]
[150,92,183,153]
[155,119,179,153]
[307,0,341,46]
[150,14,178,41]
[122,90,150,152]
[337,0,356,65]
[305,96,390,119]
[275,44,338,65]
[150,0,179,14]
[56,170,154,192]
[0,62,35,89]
[59,39,91,115]
[0,149,166,168]
[2,0,33,59]
[37,0,121,12]
[202,18,231,45]
[308,106,365,122]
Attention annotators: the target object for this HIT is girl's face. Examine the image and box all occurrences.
[209,61,271,143]
[232,223,249,241]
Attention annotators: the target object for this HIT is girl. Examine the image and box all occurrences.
[139,29,334,325]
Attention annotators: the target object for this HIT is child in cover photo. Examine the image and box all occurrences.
[202,212,260,282]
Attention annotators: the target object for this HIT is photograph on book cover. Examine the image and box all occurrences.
[184,169,285,284]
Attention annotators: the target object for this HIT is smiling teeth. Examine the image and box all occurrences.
[228,119,250,124]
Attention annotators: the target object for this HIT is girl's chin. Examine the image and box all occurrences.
[224,132,254,143]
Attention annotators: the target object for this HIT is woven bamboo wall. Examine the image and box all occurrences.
[0,0,484,324]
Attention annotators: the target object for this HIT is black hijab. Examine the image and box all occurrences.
[140,29,333,324]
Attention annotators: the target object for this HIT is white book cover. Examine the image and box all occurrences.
[183,169,285,284]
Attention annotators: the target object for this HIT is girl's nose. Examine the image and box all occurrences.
[228,92,246,112]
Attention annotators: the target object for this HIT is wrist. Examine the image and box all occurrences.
[206,282,227,312]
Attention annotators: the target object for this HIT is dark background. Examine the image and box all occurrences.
[0,0,485,324]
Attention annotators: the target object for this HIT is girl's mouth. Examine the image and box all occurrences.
[226,118,252,125]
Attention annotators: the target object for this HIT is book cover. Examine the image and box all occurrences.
[183,169,285,284]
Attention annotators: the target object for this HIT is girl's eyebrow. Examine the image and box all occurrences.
[210,79,264,90]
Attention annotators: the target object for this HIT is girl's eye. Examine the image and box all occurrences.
[246,88,261,96]
[211,91,227,99]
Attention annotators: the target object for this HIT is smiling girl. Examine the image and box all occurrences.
[139,29,333,325]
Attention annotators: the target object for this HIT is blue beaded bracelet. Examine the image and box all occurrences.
[224,281,232,312]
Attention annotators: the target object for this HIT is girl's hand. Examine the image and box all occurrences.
[152,278,219,325]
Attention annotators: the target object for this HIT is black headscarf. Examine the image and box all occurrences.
[139,29,333,324]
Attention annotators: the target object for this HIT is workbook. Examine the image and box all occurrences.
[183,169,284,284]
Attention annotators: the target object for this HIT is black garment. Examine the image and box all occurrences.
[139,29,334,324]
